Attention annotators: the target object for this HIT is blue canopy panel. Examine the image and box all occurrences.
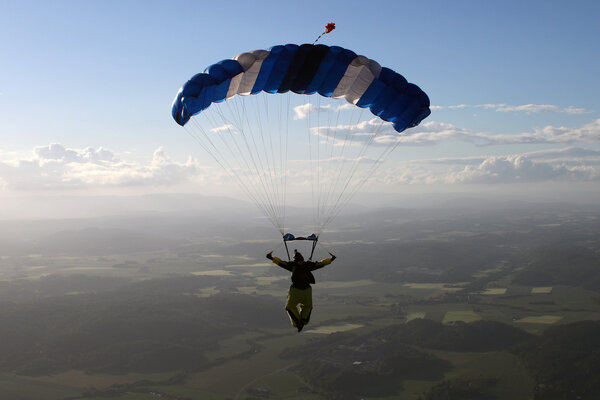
[171,44,430,133]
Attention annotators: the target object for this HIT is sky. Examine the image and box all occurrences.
[1,0,599,217]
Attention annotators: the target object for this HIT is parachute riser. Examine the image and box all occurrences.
[284,240,291,261]
[309,239,318,261]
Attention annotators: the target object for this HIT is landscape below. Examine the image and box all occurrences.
[0,199,599,399]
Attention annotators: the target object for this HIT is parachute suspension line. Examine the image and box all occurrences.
[305,94,317,234]
[183,116,279,230]
[312,96,321,234]
[261,92,283,231]
[186,116,278,230]
[327,104,362,207]
[318,97,345,234]
[211,100,282,230]
[312,94,334,235]
[277,240,290,262]
[321,118,397,231]
[198,98,282,233]
[265,93,286,233]
[315,95,322,234]
[206,101,277,226]
[252,93,281,228]
[353,137,401,197]
[220,97,273,211]
[319,120,384,231]
[275,93,287,233]
[315,103,367,236]
[275,95,283,229]
[275,93,286,234]
[183,94,403,238]
[317,96,338,235]
[317,97,347,234]
[239,97,282,230]
[316,239,335,259]
[260,93,287,233]
[283,93,291,233]
[229,96,283,232]
[316,107,386,235]
[309,236,318,261]
[325,140,399,230]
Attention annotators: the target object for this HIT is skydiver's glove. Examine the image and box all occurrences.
[266,251,273,260]
[329,252,336,261]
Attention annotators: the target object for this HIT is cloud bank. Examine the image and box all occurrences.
[312,118,600,147]
[389,147,600,185]
[432,103,591,114]
[293,102,358,120]
[404,118,600,146]
[1,141,599,194]
[0,144,205,191]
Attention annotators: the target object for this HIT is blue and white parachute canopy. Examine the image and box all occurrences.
[171,43,430,133]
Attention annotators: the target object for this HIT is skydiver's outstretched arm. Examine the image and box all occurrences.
[266,251,293,272]
[310,253,336,271]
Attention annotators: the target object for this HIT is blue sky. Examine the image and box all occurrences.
[1,0,599,210]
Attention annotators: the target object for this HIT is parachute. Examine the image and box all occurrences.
[172,43,430,244]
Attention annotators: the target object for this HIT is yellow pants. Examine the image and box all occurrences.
[285,286,313,327]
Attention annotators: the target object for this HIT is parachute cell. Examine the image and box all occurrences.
[172,44,430,132]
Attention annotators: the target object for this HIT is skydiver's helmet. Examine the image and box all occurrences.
[294,249,304,263]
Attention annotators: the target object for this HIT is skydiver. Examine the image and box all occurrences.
[266,249,336,332]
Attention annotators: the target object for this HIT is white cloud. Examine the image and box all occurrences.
[310,119,482,147]
[292,102,360,120]
[432,103,591,114]
[418,147,600,166]
[288,155,379,165]
[311,118,389,147]
[383,147,600,185]
[293,103,331,120]
[519,147,600,164]
[306,117,600,151]
[0,144,208,191]
[33,143,117,164]
[391,118,600,146]
[446,155,598,184]
[336,103,357,111]
[430,104,469,110]
[485,104,590,114]
[4,140,598,195]
[210,124,238,133]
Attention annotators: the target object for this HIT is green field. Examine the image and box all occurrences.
[197,286,221,297]
[531,286,553,294]
[482,288,507,295]
[442,310,482,324]
[406,312,426,321]
[305,323,364,334]
[515,315,563,324]
[404,283,448,289]
[5,275,600,400]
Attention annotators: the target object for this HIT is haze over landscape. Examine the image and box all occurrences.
[1,1,600,399]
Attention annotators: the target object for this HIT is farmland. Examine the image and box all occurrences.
[1,201,599,399]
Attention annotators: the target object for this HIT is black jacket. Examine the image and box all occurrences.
[269,257,333,290]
